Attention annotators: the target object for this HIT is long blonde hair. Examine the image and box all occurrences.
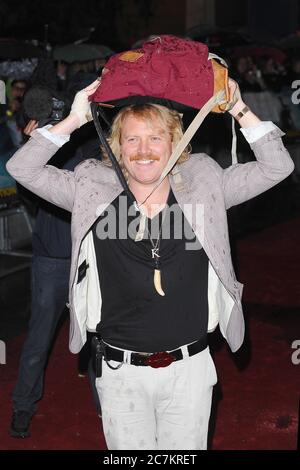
[101,103,191,175]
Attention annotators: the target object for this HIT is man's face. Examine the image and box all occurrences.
[11,81,26,99]
[120,114,173,186]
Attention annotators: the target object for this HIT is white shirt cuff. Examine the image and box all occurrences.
[240,121,279,144]
[35,125,70,147]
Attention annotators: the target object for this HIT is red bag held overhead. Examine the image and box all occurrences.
[89,35,229,112]
[88,35,234,202]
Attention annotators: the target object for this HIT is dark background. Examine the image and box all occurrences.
[0,0,299,50]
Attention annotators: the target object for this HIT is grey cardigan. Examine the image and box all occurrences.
[6,128,294,353]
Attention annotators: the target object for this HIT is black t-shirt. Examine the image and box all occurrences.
[92,189,208,352]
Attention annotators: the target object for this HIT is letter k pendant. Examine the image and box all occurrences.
[151,248,160,259]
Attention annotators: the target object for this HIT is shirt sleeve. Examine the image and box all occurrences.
[240,121,281,144]
[35,125,70,147]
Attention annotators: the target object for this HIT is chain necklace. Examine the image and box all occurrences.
[131,183,169,296]
[134,202,167,296]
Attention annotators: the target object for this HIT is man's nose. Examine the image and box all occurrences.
[138,139,150,155]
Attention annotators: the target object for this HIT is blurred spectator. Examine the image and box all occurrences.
[55,60,68,91]
[259,56,287,93]
[5,79,28,147]
[10,119,101,438]
[30,58,58,90]
[232,56,267,93]
[8,79,28,102]
[9,65,102,437]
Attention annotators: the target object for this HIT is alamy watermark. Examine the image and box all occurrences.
[291,339,300,365]
[0,340,6,365]
[94,198,204,250]
[291,80,300,104]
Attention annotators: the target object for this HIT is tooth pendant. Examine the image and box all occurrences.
[154,269,165,296]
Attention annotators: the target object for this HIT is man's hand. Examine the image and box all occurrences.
[227,77,260,127]
[227,78,244,115]
[49,78,101,136]
[69,79,100,128]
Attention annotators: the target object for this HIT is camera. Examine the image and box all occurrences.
[22,85,70,127]
[50,97,66,122]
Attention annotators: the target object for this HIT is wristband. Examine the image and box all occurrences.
[235,105,250,121]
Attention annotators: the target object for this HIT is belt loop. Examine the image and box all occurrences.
[180,345,189,359]
[123,350,131,364]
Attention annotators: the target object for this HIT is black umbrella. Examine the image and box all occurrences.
[52,43,114,63]
[185,25,252,54]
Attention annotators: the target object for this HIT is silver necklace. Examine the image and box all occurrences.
[131,184,169,296]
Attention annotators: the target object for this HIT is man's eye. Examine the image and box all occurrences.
[151,136,161,142]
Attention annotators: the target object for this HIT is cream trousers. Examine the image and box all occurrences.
[96,345,217,450]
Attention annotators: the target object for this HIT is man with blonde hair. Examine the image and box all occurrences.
[7,74,294,449]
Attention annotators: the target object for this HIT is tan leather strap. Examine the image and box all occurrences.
[208,52,228,68]
[156,89,226,189]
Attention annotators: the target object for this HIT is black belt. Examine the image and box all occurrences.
[101,337,207,369]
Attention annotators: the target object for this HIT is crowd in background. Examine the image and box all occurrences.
[230,52,300,130]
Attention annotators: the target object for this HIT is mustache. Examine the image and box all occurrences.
[129,154,160,161]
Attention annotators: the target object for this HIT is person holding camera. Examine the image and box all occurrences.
[8,61,102,438]
[9,118,99,438]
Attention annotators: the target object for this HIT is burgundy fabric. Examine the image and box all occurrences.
[89,35,214,110]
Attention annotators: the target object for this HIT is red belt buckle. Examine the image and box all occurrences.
[144,351,175,368]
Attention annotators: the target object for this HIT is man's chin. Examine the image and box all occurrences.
[129,173,161,186]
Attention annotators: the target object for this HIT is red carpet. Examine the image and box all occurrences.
[212,303,299,450]
[0,218,299,450]
[0,325,106,450]
[237,218,300,307]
